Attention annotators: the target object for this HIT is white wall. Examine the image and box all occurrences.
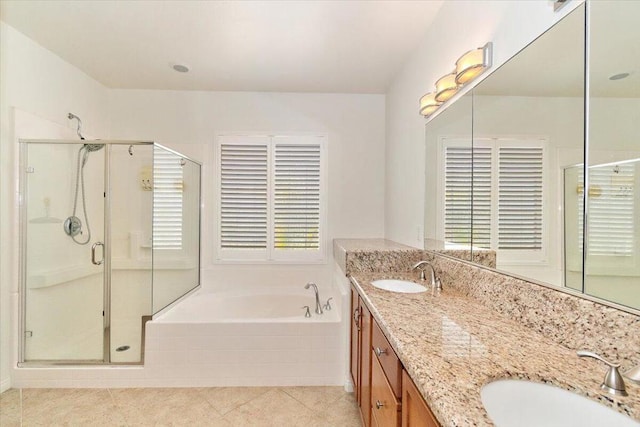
[107,90,386,292]
[385,0,584,247]
[0,22,110,390]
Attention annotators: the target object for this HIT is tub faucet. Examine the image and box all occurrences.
[412,261,442,290]
[305,282,323,315]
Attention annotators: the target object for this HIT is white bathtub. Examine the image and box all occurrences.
[144,287,346,387]
[154,289,340,323]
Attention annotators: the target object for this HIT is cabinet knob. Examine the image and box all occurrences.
[375,347,387,357]
[375,400,384,409]
[353,308,361,331]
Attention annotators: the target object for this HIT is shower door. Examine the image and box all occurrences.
[22,142,106,361]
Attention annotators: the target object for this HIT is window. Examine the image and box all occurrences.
[153,148,184,250]
[216,135,326,262]
[442,138,546,264]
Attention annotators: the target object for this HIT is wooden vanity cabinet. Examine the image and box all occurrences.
[402,370,439,427]
[351,283,441,427]
[351,284,373,427]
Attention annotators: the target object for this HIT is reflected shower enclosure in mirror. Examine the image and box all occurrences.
[583,0,640,309]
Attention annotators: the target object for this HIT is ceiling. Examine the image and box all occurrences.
[0,0,444,93]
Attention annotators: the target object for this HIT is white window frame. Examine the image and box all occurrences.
[438,136,549,266]
[214,133,327,264]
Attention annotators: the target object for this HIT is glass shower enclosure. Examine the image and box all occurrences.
[19,140,201,364]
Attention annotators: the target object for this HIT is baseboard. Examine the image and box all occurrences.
[0,378,11,393]
[344,375,354,393]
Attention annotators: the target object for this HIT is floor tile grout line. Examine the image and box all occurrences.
[280,387,344,415]
[107,388,130,427]
[193,387,227,419]
[219,387,281,419]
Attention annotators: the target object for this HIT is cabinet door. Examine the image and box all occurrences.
[360,301,373,427]
[402,370,439,427]
[350,286,361,402]
[371,355,401,427]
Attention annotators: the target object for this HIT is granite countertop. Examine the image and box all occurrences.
[350,272,640,426]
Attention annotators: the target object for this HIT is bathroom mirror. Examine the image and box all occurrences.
[424,92,473,260]
[426,1,640,312]
[582,0,640,309]
[470,4,585,287]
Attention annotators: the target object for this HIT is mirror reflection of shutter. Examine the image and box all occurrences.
[588,164,634,256]
[498,146,544,250]
[444,146,473,245]
[472,146,493,249]
[153,149,184,250]
[219,143,268,250]
[273,142,321,251]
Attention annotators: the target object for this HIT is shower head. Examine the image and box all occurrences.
[84,143,104,152]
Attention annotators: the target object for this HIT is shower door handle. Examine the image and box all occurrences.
[91,242,104,265]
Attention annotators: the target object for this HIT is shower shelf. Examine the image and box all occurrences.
[28,265,99,289]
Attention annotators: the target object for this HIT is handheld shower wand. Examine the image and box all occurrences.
[67,112,85,140]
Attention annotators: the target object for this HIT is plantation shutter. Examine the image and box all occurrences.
[443,145,473,244]
[273,142,321,251]
[472,146,493,249]
[153,148,184,250]
[216,135,325,262]
[587,164,635,256]
[442,138,546,261]
[497,146,544,250]
[219,142,268,250]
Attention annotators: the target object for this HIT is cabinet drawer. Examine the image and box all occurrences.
[371,354,400,427]
[372,321,402,399]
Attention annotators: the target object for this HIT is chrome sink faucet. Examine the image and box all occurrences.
[412,261,442,290]
[577,350,627,396]
[305,282,323,315]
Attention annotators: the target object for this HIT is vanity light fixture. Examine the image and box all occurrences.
[455,43,493,85]
[435,72,459,102]
[420,42,493,118]
[419,93,441,117]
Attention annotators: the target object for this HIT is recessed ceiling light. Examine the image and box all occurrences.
[172,64,190,73]
[609,72,630,81]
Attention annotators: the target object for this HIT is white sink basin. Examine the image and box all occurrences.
[371,279,427,293]
[481,379,639,427]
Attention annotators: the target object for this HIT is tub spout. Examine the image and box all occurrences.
[304,282,323,315]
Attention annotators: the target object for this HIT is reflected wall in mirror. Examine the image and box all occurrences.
[471,5,584,287]
[424,92,473,261]
[584,0,640,309]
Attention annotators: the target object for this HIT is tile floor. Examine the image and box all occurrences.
[0,386,361,426]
